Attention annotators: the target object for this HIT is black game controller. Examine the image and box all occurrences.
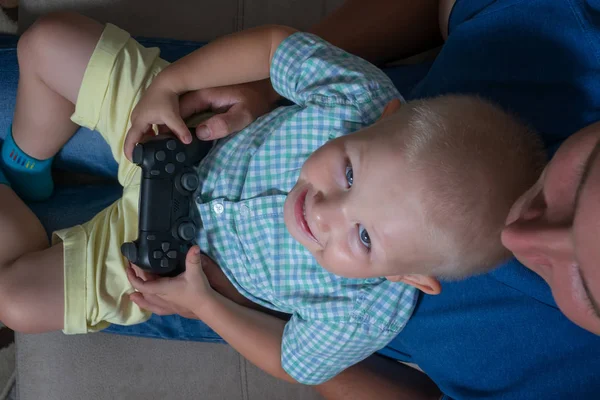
[121,132,213,276]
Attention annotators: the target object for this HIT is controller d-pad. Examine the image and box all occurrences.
[153,250,163,259]
[167,250,178,259]
[160,258,170,268]
[161,242,171,252]
[156,150,166,161]
[165,163,175,174]
[167,140,177,150]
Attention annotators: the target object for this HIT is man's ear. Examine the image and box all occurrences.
[386,274,441,295]
[379,98,403,120]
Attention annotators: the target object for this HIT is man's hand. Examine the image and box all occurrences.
[179,79,280,141]
[125,80,192,161]
[127,246,216,319]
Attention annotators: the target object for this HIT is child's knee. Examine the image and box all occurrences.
[0,275,33,332]
[18,12,92,66]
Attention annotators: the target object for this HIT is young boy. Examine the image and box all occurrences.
[0,13,544,384]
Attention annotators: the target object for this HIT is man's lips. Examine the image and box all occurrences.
[295,188,317,242]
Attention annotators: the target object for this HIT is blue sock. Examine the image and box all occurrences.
[0,125,54,201]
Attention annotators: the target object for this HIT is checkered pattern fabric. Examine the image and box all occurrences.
[194,33,417,384]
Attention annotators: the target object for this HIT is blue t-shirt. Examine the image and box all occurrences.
[379,1,600,399]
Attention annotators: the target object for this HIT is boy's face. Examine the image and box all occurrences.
[283,101,439,289]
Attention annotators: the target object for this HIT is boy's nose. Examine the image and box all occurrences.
[312,191,346,234]
[501,218,574,273]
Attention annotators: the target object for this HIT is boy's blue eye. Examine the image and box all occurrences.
[359,224,371,249]
[345,165,353,187]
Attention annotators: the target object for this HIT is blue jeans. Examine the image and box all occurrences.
[0,33,430,342]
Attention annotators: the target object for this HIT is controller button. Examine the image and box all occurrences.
[213,203,224,215]
[176,152,186,162]
[161,242,171,252]
[153,250,163,259]
[165,163,175,174]
[167,250,178,259]
[167,140,177,150]
[181,173,199,192]
[147,234,156,241]
[160,258,170,268]
[156,150,166,161]
[178,222,196,241]
[132,145,144,165]
[151,169,160,176]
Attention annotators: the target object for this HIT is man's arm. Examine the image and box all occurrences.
[316,354,442,400]
[310,0,442,65]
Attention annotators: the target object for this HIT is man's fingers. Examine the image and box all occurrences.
[179,90,215,120]
[195,103,255,140]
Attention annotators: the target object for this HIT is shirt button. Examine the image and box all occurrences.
[213,203,224,214]
[240,205,250,217]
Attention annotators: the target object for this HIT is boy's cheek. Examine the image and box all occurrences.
[319,250,367,279]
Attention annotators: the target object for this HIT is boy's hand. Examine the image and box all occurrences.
[125,82,192,161]
[127,246,215,319]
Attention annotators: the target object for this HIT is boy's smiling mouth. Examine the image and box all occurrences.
[295,188,318,243]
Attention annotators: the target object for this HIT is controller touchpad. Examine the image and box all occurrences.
[139,178,172,232]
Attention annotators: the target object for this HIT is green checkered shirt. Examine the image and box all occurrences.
[195,33,417,384]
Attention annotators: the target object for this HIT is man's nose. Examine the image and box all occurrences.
[501,218,574,267]
[312,191,346,234]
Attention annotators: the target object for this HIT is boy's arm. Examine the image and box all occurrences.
[128,247,295,382]
[156,25,297,95]
[173,0,442,142]
[125,25,296,158]
[194,292,295,383]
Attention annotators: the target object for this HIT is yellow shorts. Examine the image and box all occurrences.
[52,24,170,334]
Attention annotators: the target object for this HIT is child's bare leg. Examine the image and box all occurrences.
[2,12,103,200]
[0,186,63,332]
[0,13,104,332]
[13,12,103,157]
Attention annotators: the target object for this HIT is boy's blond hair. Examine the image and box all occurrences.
[388,95,546,279]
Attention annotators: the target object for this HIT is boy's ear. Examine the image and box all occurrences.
[379,98,403,120]
[386,274,441,295]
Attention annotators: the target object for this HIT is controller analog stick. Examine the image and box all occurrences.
[178,222,196,241]
[181,173,199,192]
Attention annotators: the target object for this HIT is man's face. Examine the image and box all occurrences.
[283,124,431,280]
[502,123,600,335]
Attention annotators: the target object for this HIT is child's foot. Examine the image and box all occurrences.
[0,126,54,201]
